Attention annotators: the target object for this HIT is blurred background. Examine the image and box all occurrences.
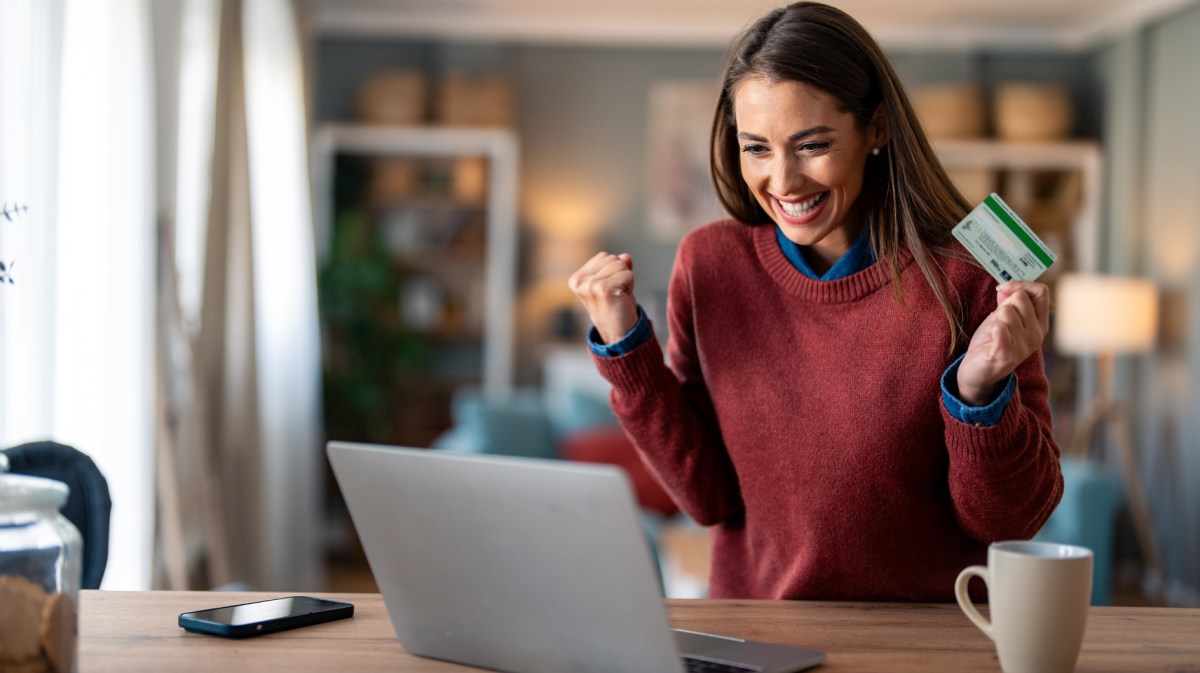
[0,0,1197,608]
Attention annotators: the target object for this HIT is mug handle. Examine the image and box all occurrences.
[955,565,994,641]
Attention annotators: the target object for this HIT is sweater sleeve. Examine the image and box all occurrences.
[942,278,1064,542]
[592,241,743,526]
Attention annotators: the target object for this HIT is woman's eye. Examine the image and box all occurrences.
[798,142,830,153]
[741,144,768,155]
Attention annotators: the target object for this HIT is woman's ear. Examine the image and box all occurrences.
[868,104,890,151]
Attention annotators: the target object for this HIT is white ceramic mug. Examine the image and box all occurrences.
[955,541,1093,673]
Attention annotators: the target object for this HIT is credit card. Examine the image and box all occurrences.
[952,193,1056,283]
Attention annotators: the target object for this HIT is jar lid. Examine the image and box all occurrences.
[0,474,70,514]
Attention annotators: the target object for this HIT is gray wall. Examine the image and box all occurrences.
[1093,3,1200,603]
[512,45,723,298]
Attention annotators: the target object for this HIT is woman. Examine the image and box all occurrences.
[568,1,1062,602]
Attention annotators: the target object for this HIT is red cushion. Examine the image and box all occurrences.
[559,428,679,517]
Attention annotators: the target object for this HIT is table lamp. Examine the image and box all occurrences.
[1054,273,1161,589]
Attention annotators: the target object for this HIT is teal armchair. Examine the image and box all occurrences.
[1034,457,1125,605]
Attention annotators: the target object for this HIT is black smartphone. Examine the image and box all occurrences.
[178,596,354,638]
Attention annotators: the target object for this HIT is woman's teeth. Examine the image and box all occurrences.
[780,192,827,217]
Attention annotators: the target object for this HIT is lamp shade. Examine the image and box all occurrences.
[1055,274,1158,355]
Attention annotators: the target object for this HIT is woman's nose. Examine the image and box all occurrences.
[768,155,802,194]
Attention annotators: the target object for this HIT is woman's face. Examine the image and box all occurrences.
[733,76,884,269]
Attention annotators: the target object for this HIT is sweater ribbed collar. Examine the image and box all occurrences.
[752,223,915,303]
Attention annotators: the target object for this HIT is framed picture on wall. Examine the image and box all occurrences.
[645,80,728,242]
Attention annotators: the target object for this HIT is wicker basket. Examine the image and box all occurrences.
[913,84,986,140]
[356,69,428,126]
[994,82,1074,141]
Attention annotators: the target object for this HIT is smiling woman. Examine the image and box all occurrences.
[708,3,971,346]
[731,78,884,273]
[568,1,1063,602]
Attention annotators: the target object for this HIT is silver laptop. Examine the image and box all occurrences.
[327,441,825,673]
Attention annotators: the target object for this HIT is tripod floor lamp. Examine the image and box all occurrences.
[1055,273,1162,591]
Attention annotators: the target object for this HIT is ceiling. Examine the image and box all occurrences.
[302,0,1200,51]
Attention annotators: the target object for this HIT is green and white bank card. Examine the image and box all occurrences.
[952,193,1057,283]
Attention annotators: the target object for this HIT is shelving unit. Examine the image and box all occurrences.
[311,124,518,446]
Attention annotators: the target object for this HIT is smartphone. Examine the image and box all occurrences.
[178,596,354,638]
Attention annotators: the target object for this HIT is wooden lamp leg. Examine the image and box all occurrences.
[1065,400,1105,459]
[1067,352,1163,601]
[1110,405,1164,596]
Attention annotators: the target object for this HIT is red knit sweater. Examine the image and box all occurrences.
[595,221,1063,602]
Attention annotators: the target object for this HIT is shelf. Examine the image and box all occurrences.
[315,124,518,161]
[393,254,484,274]
[312,123,519,401]
[934,139,1101,169]
[934,138,1102,274]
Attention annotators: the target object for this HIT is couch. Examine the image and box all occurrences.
[430,382,679,519]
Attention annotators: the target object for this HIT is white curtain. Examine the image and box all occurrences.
[0,0,156,590]
[1,0,323,591]
[161,0,323,590]
[214,0,323,590]
[0,1,62,440]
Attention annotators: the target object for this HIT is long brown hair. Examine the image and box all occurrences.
[710,1,972,350]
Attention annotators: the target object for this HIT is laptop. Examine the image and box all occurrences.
[327,441,826,673]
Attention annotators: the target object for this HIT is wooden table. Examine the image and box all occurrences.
[80,591,1200,672]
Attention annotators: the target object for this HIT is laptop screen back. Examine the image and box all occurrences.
[327,442,684,673]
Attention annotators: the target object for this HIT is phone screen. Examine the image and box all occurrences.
[188,597,342,626]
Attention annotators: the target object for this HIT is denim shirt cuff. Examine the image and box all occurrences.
[588,306,651,358]
[941,353,1016,427]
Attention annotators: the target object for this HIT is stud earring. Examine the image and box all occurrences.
[871,147,881,156]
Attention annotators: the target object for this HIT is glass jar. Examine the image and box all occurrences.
[0,473,83,673]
